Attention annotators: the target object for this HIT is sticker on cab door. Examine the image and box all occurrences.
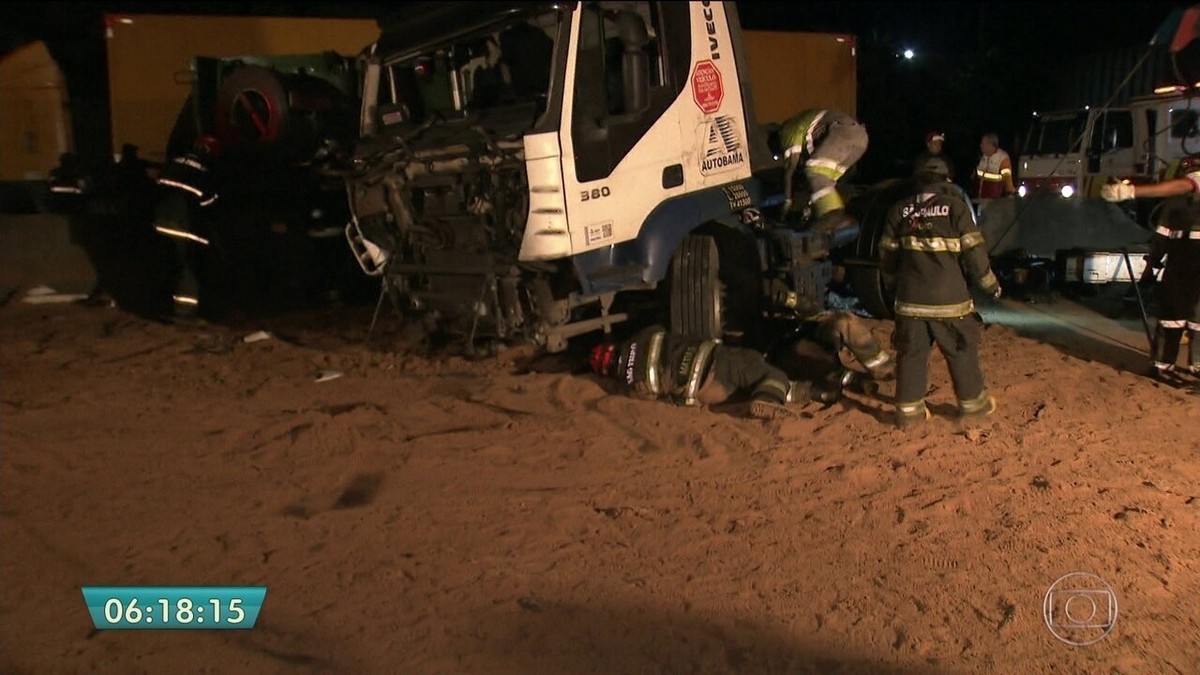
[691,60,723,114]
[585,221,614,245]
[699,115,745,176]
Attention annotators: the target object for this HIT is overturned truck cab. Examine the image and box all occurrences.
[344,1,855,352]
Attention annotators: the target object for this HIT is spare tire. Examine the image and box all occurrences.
[214,65,290,148]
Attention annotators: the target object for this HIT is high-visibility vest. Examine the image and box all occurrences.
[974,149,1012,199]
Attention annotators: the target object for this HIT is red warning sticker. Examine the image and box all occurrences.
[691,60,723,114]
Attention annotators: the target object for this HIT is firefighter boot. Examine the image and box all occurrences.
[958,391,998,425]
[1149,324,1185,382]
[749,381,811,420]
[894,399,931,430]
[1188,330,1199,379]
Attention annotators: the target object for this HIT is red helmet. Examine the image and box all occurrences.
[589,343,616,377]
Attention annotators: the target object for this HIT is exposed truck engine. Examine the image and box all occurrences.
[344,1,858,352]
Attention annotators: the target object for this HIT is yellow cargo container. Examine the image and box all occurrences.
[0,41,71,181]
[742,30,857,126]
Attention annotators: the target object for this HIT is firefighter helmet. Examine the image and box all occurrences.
[590,343,616,377]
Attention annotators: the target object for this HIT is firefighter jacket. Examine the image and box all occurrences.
[974,149,1013,199]
[880,182,1000,319]
[156,153,218,207]
[612,326,720,406]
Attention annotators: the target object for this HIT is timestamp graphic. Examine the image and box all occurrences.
[81,586,267,630]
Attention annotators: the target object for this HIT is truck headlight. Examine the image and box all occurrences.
[1060,184,1075,198]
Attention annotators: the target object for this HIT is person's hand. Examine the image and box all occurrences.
[780,198,793,218]
[1101,182,1136,202]
[992,286,1003,300]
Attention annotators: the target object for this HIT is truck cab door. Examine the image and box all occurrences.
[557,1,752,258]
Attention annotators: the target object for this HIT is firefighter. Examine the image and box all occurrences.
[772,290,896,382]
[589,325,842,420]
[913,131,956,186]
[154,135,221,321]
[770,108,868,234]
[972,132,1016,202]
[1102,178,1200,385]
[881,157,1003,428]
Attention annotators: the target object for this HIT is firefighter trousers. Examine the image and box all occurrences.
[697,346,792,405]
[153,192,207,316]
[893,313,988,410]
[1151,267,1200,371]
[806,118,868,216]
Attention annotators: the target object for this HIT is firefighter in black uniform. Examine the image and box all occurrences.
[881,157,1002,428]
[589,312,893,420]
[1103,177,1200,384]
[590,325,822,419]
[154,135,221,321]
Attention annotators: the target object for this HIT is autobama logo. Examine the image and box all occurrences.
[699,115,745,175]
[701,1,721,60]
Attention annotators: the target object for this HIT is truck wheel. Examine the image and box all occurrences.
[670,234,724,340]
[847,264,893,320]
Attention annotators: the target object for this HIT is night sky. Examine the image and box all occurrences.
[1,1,1192,181]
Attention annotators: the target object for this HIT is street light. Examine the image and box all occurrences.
[902,48,915,60]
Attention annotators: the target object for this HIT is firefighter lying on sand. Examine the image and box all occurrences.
[589,314,893,420]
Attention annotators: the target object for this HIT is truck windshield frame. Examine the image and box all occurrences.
[367,7,568,134]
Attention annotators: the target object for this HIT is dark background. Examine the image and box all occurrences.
[0,1,1191,183]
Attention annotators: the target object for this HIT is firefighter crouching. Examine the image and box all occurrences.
[773,290,896,384]
[881,157,1002,428]
[154,135,221,321]
[770,108,868,234]
[1102,177,1200,385]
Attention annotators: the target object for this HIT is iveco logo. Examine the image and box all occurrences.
[702,1,720,60]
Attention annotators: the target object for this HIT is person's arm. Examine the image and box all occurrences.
[954,198,1001,297]
[1126,177,1195,199]
[878,204,903,287]
[1000,156,1016,195]
[782,154,800,216]
[1102,174,1199,201]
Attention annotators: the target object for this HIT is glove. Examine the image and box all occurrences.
[1100,182,1135,202]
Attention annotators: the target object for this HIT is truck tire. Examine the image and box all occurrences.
[847,263,893,320]
[670,234,723,340]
